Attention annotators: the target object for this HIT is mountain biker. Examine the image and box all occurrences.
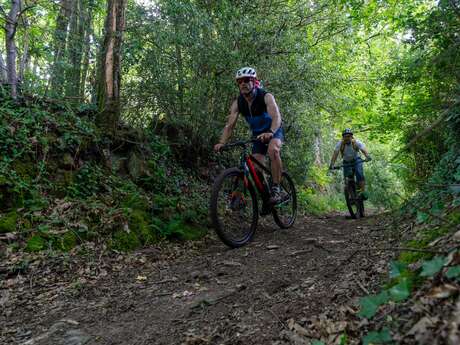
[213,67,286,204]
[329,128,372,199]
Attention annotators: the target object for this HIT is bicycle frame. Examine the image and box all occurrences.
[239,147,271,197]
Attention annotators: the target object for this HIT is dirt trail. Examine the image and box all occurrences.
[1,213,393,345]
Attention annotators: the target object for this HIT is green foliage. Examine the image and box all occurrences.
[420,256,446,277]
[446,266,460,279]
[111,229,142,252]
[161,219,206,241]
[358,291,390,319]
[0,95,209,252]
[297,187,345,216]
[398,226,450,264]
[389,261,407,279]
[56,231,78,252]
[26,235,46,252]
[0,211,18,233]
[398,249,431,265]
[388,277,412,302]
[311,341,325,345]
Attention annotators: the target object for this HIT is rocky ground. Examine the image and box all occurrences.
[0,213,406,345]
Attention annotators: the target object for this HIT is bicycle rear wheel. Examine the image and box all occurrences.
[345,180,361,219]
[358,196,365,218]
[272,172,297,228]
[210,167,258,248]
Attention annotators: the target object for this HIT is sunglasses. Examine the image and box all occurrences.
[237,77,253,84]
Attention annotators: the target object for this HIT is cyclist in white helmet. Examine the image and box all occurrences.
[329,128,372,200]
[214,67,286,204]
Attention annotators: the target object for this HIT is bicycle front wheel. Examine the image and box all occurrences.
[272,172,297,229]
[345,180,361,219]
[210,168,258,248]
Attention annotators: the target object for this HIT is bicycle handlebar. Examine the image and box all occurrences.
[331,158,371,170]
[220,138,259,151]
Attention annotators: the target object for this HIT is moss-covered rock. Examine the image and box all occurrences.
[164,219,206,241]
[62,153,75,168]
[0,211,18,233]
[129,209,157,244]
[0,185,25,211]
[54,169,76,196]
[26,235,46,252]
[52,231,78,252]
[111,228,141,251]
[12,160,37,182]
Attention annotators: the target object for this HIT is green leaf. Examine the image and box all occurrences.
[420,256,446,277]
[38,224,49,233]
[363,328,392,345]
[389,277,412,302]
[389,261,407,278]
[338,334,348,345]
[358,291,389,319]
[430,201,445,215]
[454,171,460,182]
[446,266,460,279]
[416,211,430,224]
[450,186,460,195]
[311,341,325,345]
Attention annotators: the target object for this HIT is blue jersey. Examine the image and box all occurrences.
[237,88,272,136]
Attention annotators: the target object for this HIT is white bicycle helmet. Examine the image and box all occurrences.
[235,67,257,80]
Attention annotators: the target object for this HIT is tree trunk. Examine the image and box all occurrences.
[18,9,30,84]
[79,0,94,100]
[65,0,86,98]
[174,19,184,117]
[49,0,72,96]
[313,131,323,166]
[96,0,127,133]
[0,50,7,83]
[5,0,21,99]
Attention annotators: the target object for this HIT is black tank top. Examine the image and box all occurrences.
[237,88,273,134]
[237,88,268,118]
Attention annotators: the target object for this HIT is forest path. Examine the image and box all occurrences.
[2,213,393,345]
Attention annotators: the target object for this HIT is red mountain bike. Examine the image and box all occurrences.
[210,139,297,248]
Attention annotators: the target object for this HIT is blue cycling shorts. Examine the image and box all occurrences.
[252,127,284,155]
[343,157,365,182]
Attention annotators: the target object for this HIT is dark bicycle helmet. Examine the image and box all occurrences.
[342,128,353,136]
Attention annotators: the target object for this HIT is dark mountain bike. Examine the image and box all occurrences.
[331,160,369,219]
[210,139,297,248]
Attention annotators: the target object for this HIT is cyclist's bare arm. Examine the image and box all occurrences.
[264,93,281,132]
[360,147,371,159]
[330,150,340,168]
[215,100,239,150]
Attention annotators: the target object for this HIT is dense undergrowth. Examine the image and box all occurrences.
[0,93,208,254]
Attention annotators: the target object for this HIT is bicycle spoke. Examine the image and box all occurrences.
[215,173,256,243]
[272,172,297,228]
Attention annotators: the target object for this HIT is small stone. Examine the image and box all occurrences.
[453,230,460,242]
[266,245,280,250]
[222,261,242,267]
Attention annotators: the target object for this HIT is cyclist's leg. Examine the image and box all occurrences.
[251,140,268,168]
[268,127,284,184]
[355,158,367,198]
[268,138,283,184]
